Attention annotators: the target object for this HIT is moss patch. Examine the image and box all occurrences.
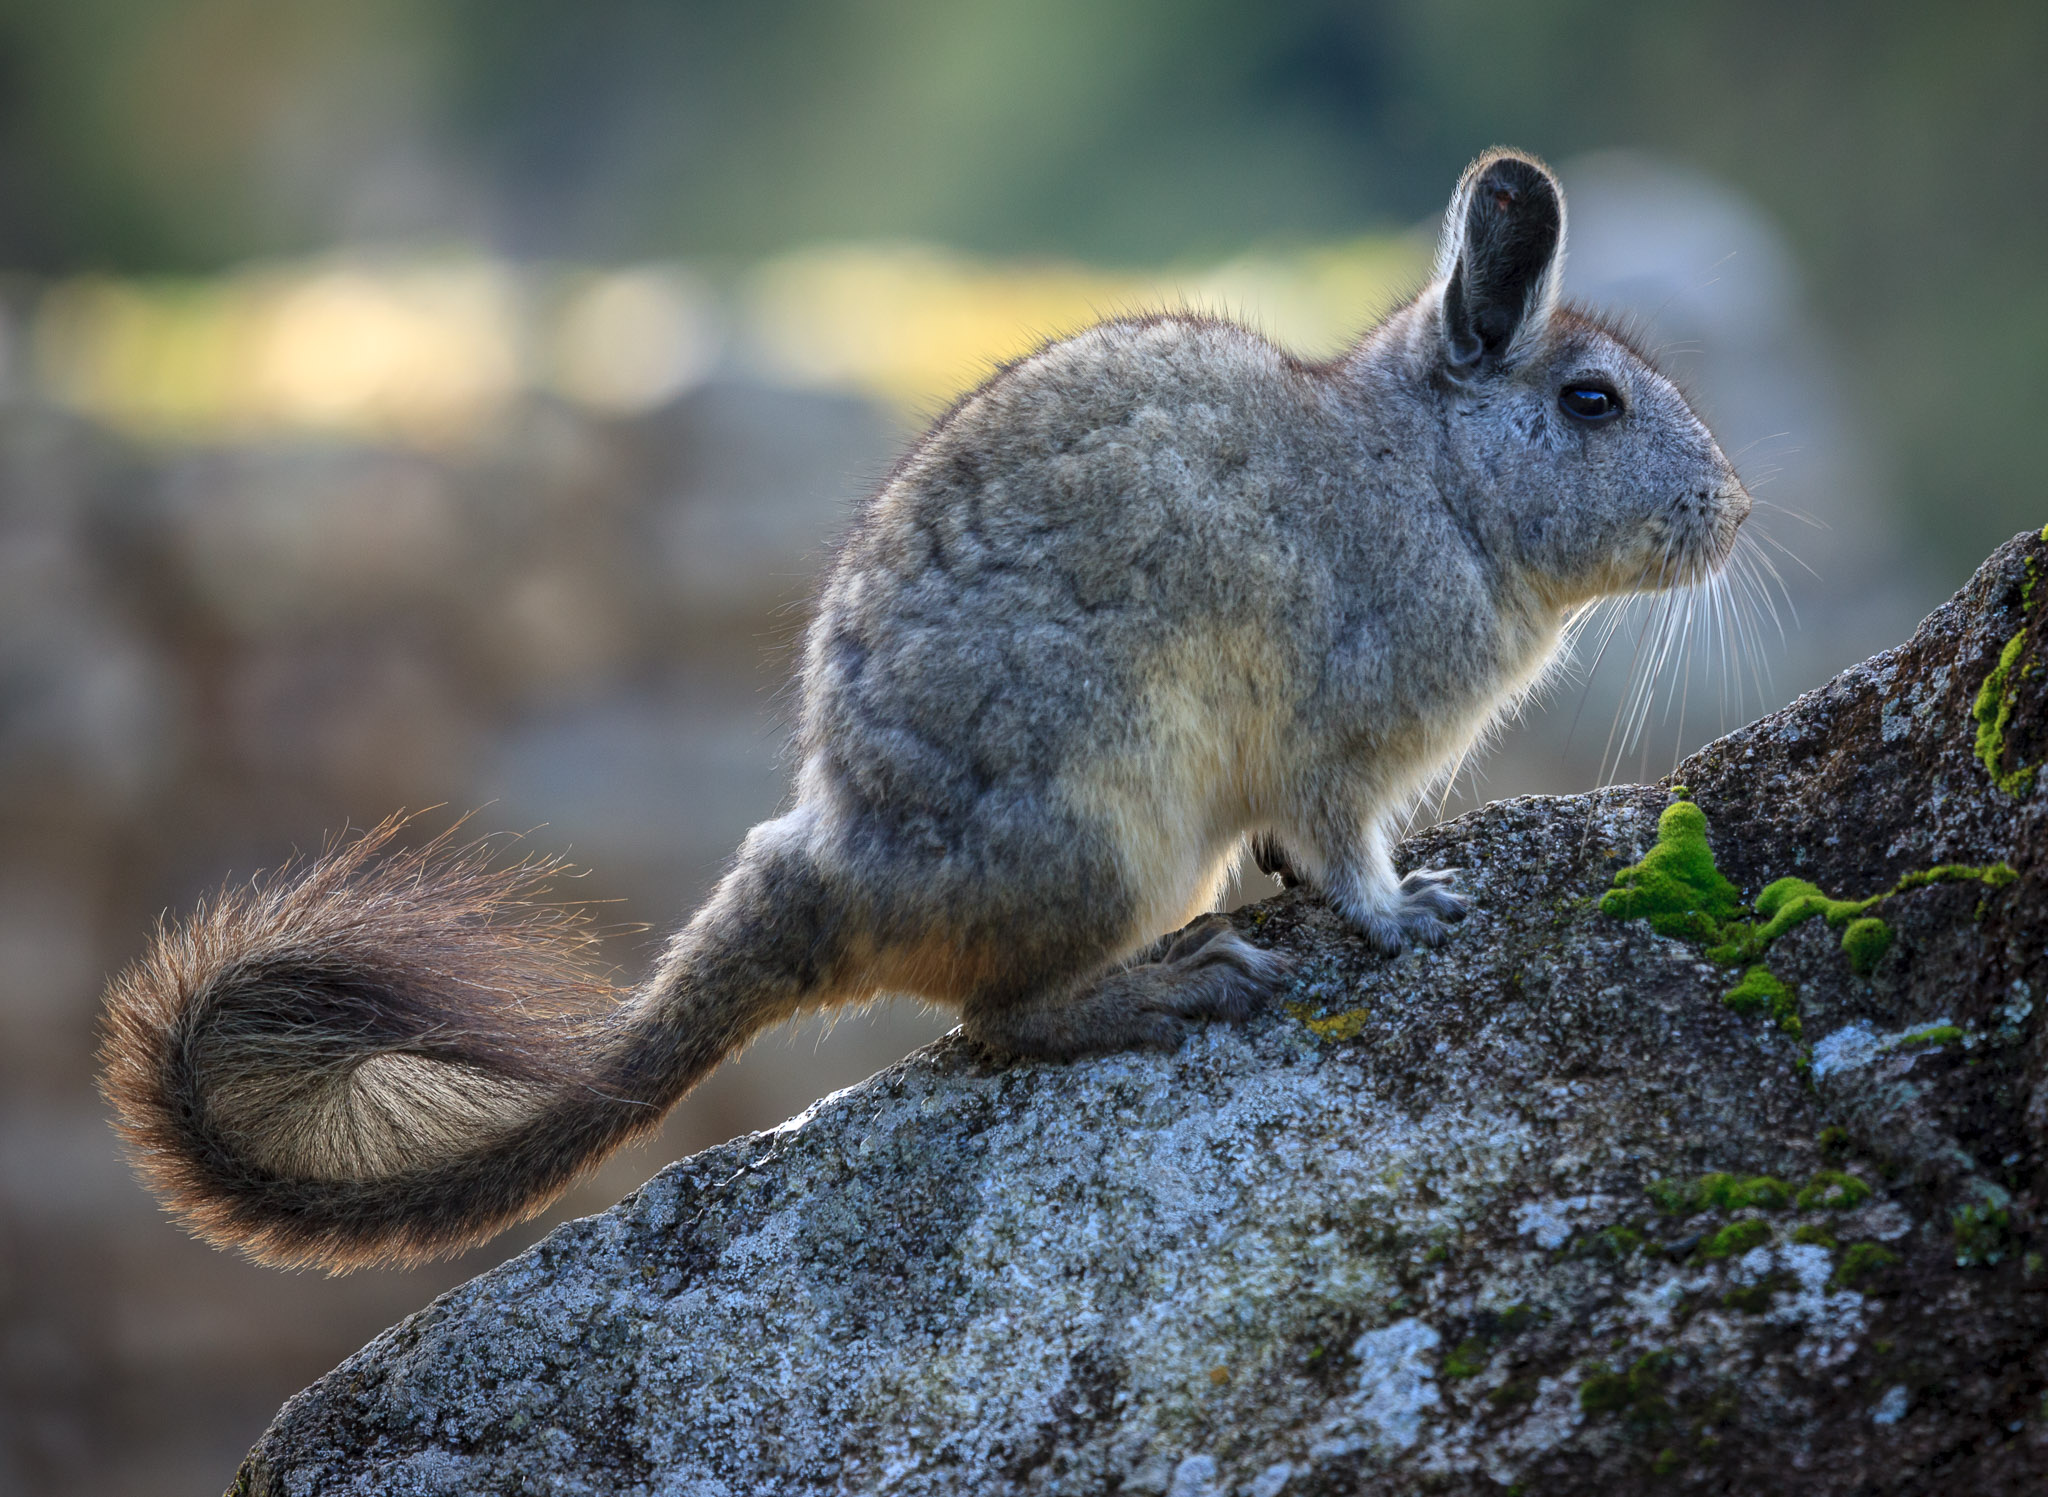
[1600,802,1745,944]
[1795,1170,1872,1211]
[1648,1173,1791,1216]
[1897,1023,1965,1049]
[1831,1242,1899,1290]
[1749,876,1869,943]
[1442,1337,1489,1380]
[1839,917,1890,974]
[1720,1274,1786,1313]
[1722,880,1895,972]
[1443,1304,1537,1382]
[1722,967,1800,1034]
[1894,862,2018,893]
[1698,1173,1789,1211]
[1700,1220,1773,1259]
[1974,628,2036,797]
[1953,1202,2012,1267]
[1583,1223,1647,1261]
[1580,1351,1674,1425]
[1490,1378,1538,1410]
[1601,801,2016,1010]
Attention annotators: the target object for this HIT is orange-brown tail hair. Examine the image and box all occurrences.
[99,817,688,1272]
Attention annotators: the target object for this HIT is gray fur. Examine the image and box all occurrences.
[785,148,1745,1010]
[101,149,1751,1270]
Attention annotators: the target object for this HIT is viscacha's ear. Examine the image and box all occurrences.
[1434,149,1564,375]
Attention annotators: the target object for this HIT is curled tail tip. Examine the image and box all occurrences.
[97,817,627,1272]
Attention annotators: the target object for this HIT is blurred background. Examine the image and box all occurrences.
[0,1,2042,1490]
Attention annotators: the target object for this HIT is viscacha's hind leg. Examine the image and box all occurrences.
[961,914,1291,1061]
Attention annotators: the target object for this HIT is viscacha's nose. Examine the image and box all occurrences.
[1717,475,1754,526]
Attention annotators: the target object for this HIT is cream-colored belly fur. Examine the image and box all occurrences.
[1058,625,1295,951]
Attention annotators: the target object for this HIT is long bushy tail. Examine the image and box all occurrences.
[99,818,823,1272]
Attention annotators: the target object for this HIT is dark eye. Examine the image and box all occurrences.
[1559,383,1622,422]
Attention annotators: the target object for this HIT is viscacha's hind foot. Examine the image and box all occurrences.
[962,915,1292,1061]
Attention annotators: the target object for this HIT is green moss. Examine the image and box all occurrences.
[1603,803,2015,971]
[1690,1173,1747,1209]
[1709,1174,1790,1211]
[1490,1378,1538,1410]
[1973,628,2036,797]
[1756,875,1870,930]
[1647,1173,1790,1216]
[1721,967,1782,1014]
[1652,1447,1684,1477]
[1597,804,2017,1069]
[1645,1178,1691,1215]
[1495,1303,1538,1336]
[1792,1224,1839,1250]
[1818,1126,1850,1158]
[1701,1220,1772,1259]
[1953,1202,2012,1267]
[1840,917,1893,974]
[1745,1178,1794,1210]
[1442,1336,1489,1379]
[1579,1352,1674,1424]
[1443,1304,1539,1382]
[1707,863,2015,968]
[1578,1372,1631,1414]
[1895,861,2017,892]
[1585,1223,1646,1261]
[1897,1023,1966,1049]
[1720,1276,1782,1312]
[1796,1170,1873,1211]
[1832,1242,1899,1289]
[1601,801,1746,944]
[1722,967,1801,1033]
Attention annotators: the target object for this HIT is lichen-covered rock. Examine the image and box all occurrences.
[236,535,2048,1496]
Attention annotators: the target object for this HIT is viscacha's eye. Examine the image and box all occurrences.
[1559,383,1623,422]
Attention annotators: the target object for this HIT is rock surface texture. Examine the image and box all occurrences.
[237,536,2048,1496]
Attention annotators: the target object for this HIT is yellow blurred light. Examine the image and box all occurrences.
[33,278,247,436]
[26,236,1426,445]
[33,260,521,447]
[551,267,717,415]
[245,266,520,438]
[744,237,1426,415]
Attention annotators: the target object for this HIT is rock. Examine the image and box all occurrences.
[236,534,2048,1496]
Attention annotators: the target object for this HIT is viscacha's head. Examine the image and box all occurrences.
[1394,148,1753,613]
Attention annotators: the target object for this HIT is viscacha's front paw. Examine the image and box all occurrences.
[1340,869,1470,955]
